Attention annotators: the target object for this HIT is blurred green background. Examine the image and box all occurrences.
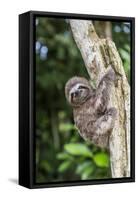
[35,17,130,183]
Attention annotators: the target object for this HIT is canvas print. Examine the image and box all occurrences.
[35,16,132,185]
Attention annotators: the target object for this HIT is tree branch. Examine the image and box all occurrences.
[69,19,130,178]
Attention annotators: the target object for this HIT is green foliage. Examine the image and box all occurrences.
[59,123,75,132]
[35,17,130,183]
[57,141,111,180]
[58,160,72,172]
[93,152,109,167]
[64,143,92,157]
[112,22,130,82]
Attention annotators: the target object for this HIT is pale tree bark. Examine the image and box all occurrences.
[69,20,130,178]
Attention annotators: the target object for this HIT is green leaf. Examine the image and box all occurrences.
[59,123,75,132]
[81,167,94,180]
[58,160,71,172]
[76,161,94,180]
[57,152,71,160]
[93,152,109,167]
[40,160,52,172]
[119,48,130,61]
[64,143,92,157]
[76,161,93,174]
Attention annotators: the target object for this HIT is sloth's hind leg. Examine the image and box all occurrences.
[95,107,117,134]
[91,107,117,148]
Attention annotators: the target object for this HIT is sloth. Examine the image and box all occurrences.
[65,67,117,148]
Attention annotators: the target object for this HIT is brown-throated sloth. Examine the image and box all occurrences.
[65,67,117,148]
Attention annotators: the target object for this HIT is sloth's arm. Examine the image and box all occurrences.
[94,67,116,114]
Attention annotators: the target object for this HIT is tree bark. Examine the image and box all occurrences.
[69,20,130,178]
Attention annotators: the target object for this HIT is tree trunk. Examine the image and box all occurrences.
[69,20,130,178]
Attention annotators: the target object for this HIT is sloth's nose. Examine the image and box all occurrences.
[74,90,79,97]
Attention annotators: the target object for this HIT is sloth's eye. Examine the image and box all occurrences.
[78,85,86,89]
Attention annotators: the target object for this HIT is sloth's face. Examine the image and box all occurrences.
[69,83,90,105]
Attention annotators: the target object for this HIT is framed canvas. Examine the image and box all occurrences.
[19,11,135,189]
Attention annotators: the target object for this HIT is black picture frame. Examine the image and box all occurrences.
[19,10,135,189]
